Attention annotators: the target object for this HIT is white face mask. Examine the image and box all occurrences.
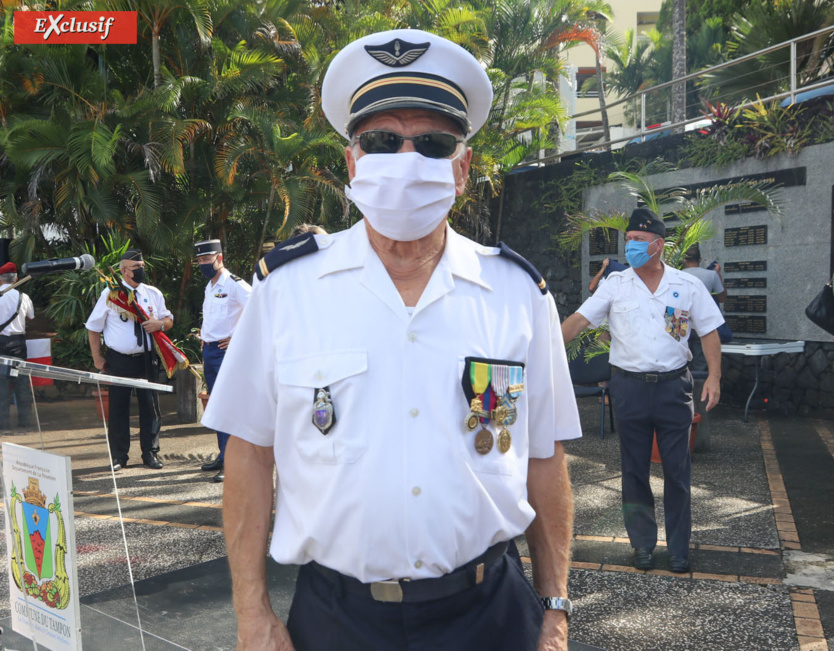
[345,151,458,242]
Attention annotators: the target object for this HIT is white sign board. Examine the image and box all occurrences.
[2,442,81,650]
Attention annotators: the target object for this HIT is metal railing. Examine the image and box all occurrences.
[546,24,834,163]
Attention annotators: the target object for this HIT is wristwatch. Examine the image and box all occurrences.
[541,597,573,619]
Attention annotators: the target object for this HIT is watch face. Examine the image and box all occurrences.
[541,597,573,616]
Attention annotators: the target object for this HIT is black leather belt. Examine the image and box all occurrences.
[612,365,688,383]
[309,541,509,603]
[110,350,145,358]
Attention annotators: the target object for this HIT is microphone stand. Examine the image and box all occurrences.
[0,275,33,296]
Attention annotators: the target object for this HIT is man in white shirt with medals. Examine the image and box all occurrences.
[562,208,725,574]
[0,262,35,430]
[205,29,582,651]
[194,239,251,483]
[86,249,173,471]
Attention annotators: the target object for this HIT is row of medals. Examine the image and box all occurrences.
[464,390,520,455]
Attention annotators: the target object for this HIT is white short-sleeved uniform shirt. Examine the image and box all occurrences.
[682,266,724,295]
[200,270,251,343]
[578,265,725,373]
[203,222,582,582]
[84,281,173,355]
[0,287,34,335]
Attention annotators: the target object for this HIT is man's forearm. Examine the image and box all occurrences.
[525,443,573,597]
[702,329,722,377]
[87,330,102,357]
[561,313,591,345]
[223,436,277,618]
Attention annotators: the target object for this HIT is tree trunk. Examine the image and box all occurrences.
[152,23,161,88]
[595,53,611,150]
[671,0,686,134]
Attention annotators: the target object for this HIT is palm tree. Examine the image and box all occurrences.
[671,0,686,132]
[559,162,783,265]
[702,0,834,105]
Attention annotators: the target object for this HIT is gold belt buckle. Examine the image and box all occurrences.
[370,580,404,603]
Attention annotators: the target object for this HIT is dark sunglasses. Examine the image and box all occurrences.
[354,130,463,159]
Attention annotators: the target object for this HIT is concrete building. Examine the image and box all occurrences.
[563,0,663,150]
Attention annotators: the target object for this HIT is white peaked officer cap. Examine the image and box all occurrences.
[322,28,493,140]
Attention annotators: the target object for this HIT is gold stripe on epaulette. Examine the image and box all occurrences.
[538,279,547,290]
[258,257,269,279]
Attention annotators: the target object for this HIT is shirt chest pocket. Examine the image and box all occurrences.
[278,350,368,464]
[610,301,639,336]
[205,295,230,318]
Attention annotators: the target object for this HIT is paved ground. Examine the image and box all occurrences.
[0,388,832,650]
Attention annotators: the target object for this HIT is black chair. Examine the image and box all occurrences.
[568,351,615,439]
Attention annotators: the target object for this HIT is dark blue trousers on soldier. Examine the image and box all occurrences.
[610,369,694,558]
[286,542,544,650]
[202,342,229,461]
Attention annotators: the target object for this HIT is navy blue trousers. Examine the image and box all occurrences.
[286,544,544,651]
[203,341,229,460]
[610,370,694,558]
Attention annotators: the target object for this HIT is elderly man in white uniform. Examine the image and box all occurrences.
[204,29,581,651]
[0,262,35,430]
[562,208,724,575]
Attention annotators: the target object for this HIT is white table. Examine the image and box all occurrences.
[720,340,805,421]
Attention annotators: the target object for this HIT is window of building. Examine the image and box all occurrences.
[577,67,605,98]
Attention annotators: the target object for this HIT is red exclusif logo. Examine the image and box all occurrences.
[14,11,137,44]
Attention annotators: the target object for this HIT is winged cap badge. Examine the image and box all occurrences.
[364,39,430,67]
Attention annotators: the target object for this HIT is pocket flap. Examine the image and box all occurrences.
[612,301,639,313]
[278,350,368,388]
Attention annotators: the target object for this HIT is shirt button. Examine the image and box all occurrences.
[414,560,423,569]
[408,332,417,342]
[314,371,324,381]
[412,486,421,496]
[410,408,419,417]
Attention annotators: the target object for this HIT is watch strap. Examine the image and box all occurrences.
[540,596,573,619]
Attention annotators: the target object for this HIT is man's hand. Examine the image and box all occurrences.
[92,354,106,372]
[236,610,294,651]
[218,336,232,350]
[141,318,164,333]
[701,374,721,411]
[537,610,568,651]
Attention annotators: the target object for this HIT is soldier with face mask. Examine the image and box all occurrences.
[562,208,725,575]
[86,249,173,471]
[193,240,251,482]
[204,29,582,651]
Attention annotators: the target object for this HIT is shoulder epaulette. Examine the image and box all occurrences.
[497,242,548,295]
[256,233,320,281]
[229,273,243,283]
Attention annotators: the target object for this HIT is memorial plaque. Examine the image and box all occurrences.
[589,260,603,276]
[726,315,767,333]
[724,225,768,247]
[724,260,767,273]
[725,295,767,313]
[725,202,766,215]
[588,228,618,255]
[724,277,767,289]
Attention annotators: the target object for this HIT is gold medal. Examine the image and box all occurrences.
[474,428,493,455]
[497,428,512,454]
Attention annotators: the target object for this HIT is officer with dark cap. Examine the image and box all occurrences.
[562,208,725,574]
[0,262,35,430]
[204,28,581,651]
[194,239,251,482]
[86,249,173,471]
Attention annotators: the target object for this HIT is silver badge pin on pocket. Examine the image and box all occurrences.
[312,386,336,435]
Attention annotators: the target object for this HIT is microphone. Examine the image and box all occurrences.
[22,254,96,276]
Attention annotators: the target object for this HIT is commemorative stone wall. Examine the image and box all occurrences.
[497,141,834,418]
